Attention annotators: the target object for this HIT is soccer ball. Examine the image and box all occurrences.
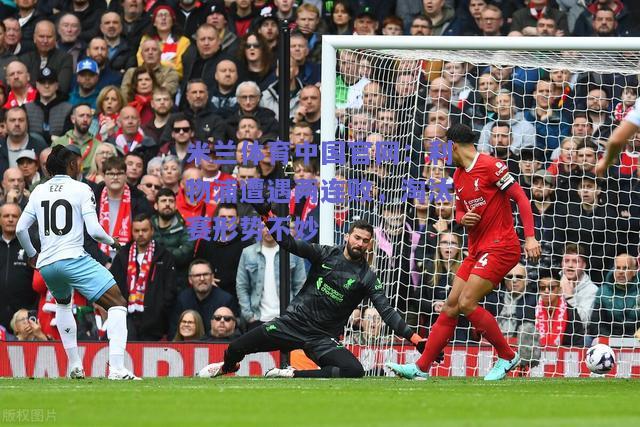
[585,344,616,374]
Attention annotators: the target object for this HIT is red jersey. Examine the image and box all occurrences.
[453,153,518,254]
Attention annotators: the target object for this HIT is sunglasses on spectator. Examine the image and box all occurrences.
[246,43,261,49]
[213,315,235,322]
[143,183,162,190]
[173,126,191,133]
[505,274,526,280]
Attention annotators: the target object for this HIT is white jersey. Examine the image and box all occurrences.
[625,98,640,127]
[22,175,97,268]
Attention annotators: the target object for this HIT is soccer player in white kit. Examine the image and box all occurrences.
[16,145,140,380]
[596,97,640,176]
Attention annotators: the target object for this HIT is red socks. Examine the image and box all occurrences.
[467,306,515,360]
[415,313,457,372]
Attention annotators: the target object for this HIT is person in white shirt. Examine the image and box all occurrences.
[596,97,640,175]
[16,145,139,380]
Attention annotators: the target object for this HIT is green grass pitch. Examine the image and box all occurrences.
[1,377,638,427]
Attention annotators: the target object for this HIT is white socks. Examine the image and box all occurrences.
[55,303,81,368]
[107,306,128,371]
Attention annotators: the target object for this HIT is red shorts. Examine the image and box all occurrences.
[456,242,521,287]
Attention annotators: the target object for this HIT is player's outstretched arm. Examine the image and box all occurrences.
[250,201,322,262]
[16,210,38,263]
[84,211,117,248]
[595,120,638,176]
[505,182,541,263]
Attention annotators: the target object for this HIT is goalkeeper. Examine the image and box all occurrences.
[197,208,425,379]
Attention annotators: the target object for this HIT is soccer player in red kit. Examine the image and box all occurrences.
[386,123,541,380]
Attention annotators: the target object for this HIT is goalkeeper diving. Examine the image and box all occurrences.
[197,212,425,379]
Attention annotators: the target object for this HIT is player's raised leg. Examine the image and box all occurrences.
[95,286,140,380]
[386,275,466,379]
[459,274,519,381]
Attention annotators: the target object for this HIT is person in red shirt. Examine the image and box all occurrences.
[387,123,541,381]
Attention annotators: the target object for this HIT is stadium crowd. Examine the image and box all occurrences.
[1,0,640,361]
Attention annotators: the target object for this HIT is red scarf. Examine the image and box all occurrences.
[529,3,547,20]
[535,296,568,347]
[98,185,132,255]
[126,240,156,313]
[3,85,37,109]
[129,94,151,115]
[114,128,145,154]
[97,113,119,141]
[158,34,178,64]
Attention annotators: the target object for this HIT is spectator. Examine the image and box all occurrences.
[124,152,144,187]
[260,59,302,121]
[295,3,322,62]
[228,0,258,38]
[85,140,116,184]
[9,309,48,341]
[180,24,228,97]
[480,4,505,36]
[494,263,537,338]
[0,20,17,83]
[109,106,159,166]
[90,85,125,142]
[12,0,43,53]
[2,17,23,56]
[352,5,379,36]
[560,243,598,326]
[208,306,240,341]
[84,37,122,89]
[0,106,48,178]
[254,8,280,52]
[68,58,101,108]
[585,86,614,144]
[56,13,83,70]
[51,104,100,174]
[195,203,255,299]
[169,259,236,338]
[209,59,239,119]
[157,113,195,167]
[152,187,195,289]
[225,81,278,139]
[0,203,37,330]
[3,60,37,109]
[99,11,136,76]
[423,76,470,128]
[16,149,40,188]
[326,0,353,35]
[524,78,572,153]
[173,309,205,342]
[236,225,306,329]
[121,38,180,99]
[175,0,208,38]
[238,32,274,90]
[588,253,640,339]
[142,88,174,144]
[24,67,72,143]
[111,213,177,340]
[290,31,320,87]
[510,0,569,36]
[590,6,619,37]
[162,80,227,144]
[205,1,239,56]
[61,0,105,43]
[535,13,562,36]
[137,5,191,79]
[444,0,485,36]
[94,156,153,259]
[422,0,455,36]
[478,91,536,156]
[409,15,432,35]
[528,169,562,268]
[535,269,584,347]
[137,173,162,205]
[160,155,182,195]
[120,0,150,51]
[1,168,27,208]
[586,0,635,37]
[125,66,156,126]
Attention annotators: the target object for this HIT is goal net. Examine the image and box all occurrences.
[319,36,640,378]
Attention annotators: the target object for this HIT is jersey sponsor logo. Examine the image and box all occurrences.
[495,161,507,176]
[464,197,487,211]
[457,186,464,193]
[343,278,356,290]
[316,277,344,302]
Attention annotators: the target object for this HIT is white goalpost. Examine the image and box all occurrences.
[319,35,640,378]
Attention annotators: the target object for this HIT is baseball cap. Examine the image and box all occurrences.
[16,149,37,162]
[532,169,555,186]
[76,58,99,75]
[256,6,279,27]
[36,66,58,83]
[355,5,376,20]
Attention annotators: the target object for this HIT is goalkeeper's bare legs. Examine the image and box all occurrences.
[388,274,517,378]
